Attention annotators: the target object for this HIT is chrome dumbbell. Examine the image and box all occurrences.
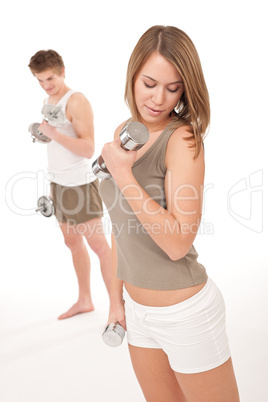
[102,321,125,347]
[92,121,149,180]
[28,122,51,143]
[36,196,55,217]
[29,104,65,143]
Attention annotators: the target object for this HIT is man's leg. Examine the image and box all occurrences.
[58,221,94,320]
[82,217,112,294]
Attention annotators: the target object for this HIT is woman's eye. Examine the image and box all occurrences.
[168,87,179,93]
[144,82,155,89]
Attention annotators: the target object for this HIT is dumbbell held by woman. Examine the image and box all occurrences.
[102,321,125,347]
[92,121,149,179]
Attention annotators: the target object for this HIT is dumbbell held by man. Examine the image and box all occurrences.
[92,121,149,179]
[29,122,51,143]
[36,196,55,217]
[29,104,65,143]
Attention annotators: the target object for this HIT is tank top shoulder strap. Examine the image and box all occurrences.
[154,125,177,172]
[43,89,77,108]
[133,124,176,173]
[158,125,177,148]
[57,89,77,112]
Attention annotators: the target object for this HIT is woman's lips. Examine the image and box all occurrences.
[146,105,163,116]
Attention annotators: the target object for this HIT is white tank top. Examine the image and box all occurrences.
[46,89,96,186]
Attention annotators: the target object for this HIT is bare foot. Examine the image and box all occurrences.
[58,301,95,320]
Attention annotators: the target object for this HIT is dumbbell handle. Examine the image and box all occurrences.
[35,206,44,212]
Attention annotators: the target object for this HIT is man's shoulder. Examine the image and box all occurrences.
[68,91,87,102]
[67,91,90,108]
[66,91,92,118]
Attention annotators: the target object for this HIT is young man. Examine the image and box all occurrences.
[29,50,112,319]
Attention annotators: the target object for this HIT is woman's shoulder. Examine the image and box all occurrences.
[167,125,193,148]
[166,125,202,161]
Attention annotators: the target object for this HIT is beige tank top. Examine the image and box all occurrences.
[99,123,207,290]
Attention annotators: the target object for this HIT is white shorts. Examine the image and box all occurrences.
[123,278,231,374]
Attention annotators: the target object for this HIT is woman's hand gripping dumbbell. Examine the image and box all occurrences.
[92,122,149,179]
[28,104,65,143]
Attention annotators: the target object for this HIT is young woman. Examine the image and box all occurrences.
[99,26,240,401]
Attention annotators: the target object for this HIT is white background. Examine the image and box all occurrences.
[1,0,267,401]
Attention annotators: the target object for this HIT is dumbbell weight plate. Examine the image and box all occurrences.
[36,196,55,217]
[42,104,65,127]
[120,121,150,150]
[28,122,51,143]
[102,322,125,347]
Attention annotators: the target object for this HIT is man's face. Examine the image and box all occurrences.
[34,68,65,96]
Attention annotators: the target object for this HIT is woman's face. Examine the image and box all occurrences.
[134,52,184,129]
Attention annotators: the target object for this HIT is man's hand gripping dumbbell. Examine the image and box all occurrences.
[28,104,65,143]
